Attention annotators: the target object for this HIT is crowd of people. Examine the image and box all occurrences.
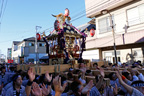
[0,61,144,96]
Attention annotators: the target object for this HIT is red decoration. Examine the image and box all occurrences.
[8,59,13,63]
[64,8,69,17]
[36,33,41,40]
[90,29,95,37]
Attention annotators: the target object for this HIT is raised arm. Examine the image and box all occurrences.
[32,82,42,96]
[134,69,144,81]
[95,68,104,89]
[117,67,132,85]
[25,68,35,96]
[45,71,52,83]
[41,83,51,96]
[53,76,67,96]
[116,71,133,95]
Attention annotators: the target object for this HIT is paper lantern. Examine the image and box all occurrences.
[64,8,69,17]
[90,29,95,37]
[36,33,41,40]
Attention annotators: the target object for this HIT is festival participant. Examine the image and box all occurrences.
[117,61,121,67]
[4,64,9,72]
[116,71,144,95]
[122,69,144,83]
[69,67,74,73]
[85,70,93,76]
[25,67,35,96]
[7,66,16,83]
[30,82,51,96]
[131,69,144,82]
[5,74,26,96]
[1,81,13,96]
[67,72,74,81]
[39,72,52,89]
[92,63,100,70]
[0,66,9,86]
[70,79,100,96]
[130,80,144,94]
[25,68,52,96]
[78,63,88,84]
[109,72,121,88]
[79,63,87,71]
[93,63,98,68]
[70,68,105,96]
[53,76,67,96]
[74,69,86,85]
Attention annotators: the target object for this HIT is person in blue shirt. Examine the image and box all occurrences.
[0,66,9,86]
[5,74,26,96]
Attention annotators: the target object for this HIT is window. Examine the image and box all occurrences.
[39,43,45,47]
[29,43,34,46]
[28,59,34,63]
[113,57,121,63]
[127,4,144,26]
[98,15,115,33]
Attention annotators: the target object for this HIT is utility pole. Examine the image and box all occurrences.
[35,26,41,74]
[110,14,118,65]
[101,10,118,64]
[35,26,42,64]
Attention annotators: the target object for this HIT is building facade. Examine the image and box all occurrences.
[11,37,47,64]
[84,0,144,64]
[7,48,12,60]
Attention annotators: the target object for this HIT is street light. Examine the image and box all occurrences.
[101,9,118,64]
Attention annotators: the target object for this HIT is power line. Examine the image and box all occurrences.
[0,1,116,43]
[0,0,5,33]
[0,0,8,22]
[0,0,4,19]
[0,31,35,43]
[34,1,129,36]
[0,0,8,33]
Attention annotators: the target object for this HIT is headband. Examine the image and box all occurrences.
[69,68,74,71]
[13,75,21,81]
[36,76,40,80]
[131,83,144,87]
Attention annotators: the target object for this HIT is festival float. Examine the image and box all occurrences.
[42,8,87,65]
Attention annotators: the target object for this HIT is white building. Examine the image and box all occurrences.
[84,0,144,64]
[12,37,47,64]
[7,48,12,60]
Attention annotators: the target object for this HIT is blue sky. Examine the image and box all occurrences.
[0,0,91,56]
